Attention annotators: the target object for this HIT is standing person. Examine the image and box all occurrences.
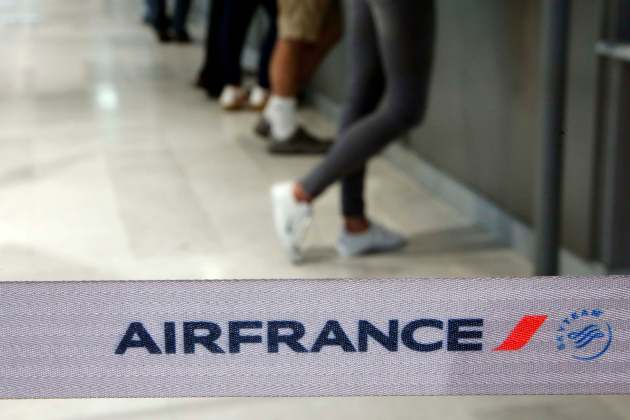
[149,0,193,43]
[143,0,155,25]
[218,0,278,111]
[256,0,342,154]
[271,0,436,262]
[196,0,226,97]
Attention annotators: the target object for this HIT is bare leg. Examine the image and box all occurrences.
[270,3,342,96]
[269,39,302,97]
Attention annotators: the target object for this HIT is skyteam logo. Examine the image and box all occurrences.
[555,309,613,361]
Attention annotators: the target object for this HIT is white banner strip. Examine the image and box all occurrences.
[1,277,629,398]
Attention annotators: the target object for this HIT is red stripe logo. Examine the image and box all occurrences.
[494,315,548,351]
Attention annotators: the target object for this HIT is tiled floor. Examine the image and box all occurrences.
[0,0,627,419]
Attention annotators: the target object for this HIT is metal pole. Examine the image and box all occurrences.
[535,0,572,276]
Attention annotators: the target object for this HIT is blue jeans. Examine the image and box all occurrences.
[148,0,192,35]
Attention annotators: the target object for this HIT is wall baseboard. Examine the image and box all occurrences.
[306,90,607,275]
[384,145,606,276]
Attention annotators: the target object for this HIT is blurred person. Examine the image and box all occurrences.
[218,0,278,111]
[196,0,226,97]
[149,0,193,43]
[271,0,435,262]
[256,0,343,154]
[143,0,155,24]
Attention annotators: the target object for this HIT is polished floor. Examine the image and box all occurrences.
[0,1,627,419]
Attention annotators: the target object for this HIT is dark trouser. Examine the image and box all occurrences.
[151,0,192,35]
[144,0,155,24]
[301,0,435,218]
[198,0,226,97]
[219,0,277,89]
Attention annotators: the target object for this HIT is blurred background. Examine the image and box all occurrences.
[1,0,630,418]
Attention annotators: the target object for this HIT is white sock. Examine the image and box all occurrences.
[263,95,298,141]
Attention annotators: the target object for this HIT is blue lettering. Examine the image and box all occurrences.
[184,322,224,354]
[115,322,162,354]
[268,321,308,353]
[447,319,483,351]
[401,319,443,352]
[358,320,398,352]
[311,321,356,352]
[229,321,263,353]
[164,321,176,354]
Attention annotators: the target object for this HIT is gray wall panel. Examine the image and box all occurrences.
[410,0,542,226]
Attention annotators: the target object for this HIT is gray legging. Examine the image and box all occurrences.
[301,0,435,217]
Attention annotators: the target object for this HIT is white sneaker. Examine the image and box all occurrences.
[248,85,269,110]
[271,182,313,263]
[219,85,247,110]
[337,222,406,257]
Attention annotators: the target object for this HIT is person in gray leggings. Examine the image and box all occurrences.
[271,0,436,262]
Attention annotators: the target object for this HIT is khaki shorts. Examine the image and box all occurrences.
[278,0,340,43]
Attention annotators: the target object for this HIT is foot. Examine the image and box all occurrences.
[248,86,270,111]
[174,30,192,43]
[254,117,271,139]
[219,85,248,111]
[337,222,407,257]
[267,127,332,155]
[153,19,171,43]
[271,182,313,263]
[194,74,207,90]
[155,28,171,43]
